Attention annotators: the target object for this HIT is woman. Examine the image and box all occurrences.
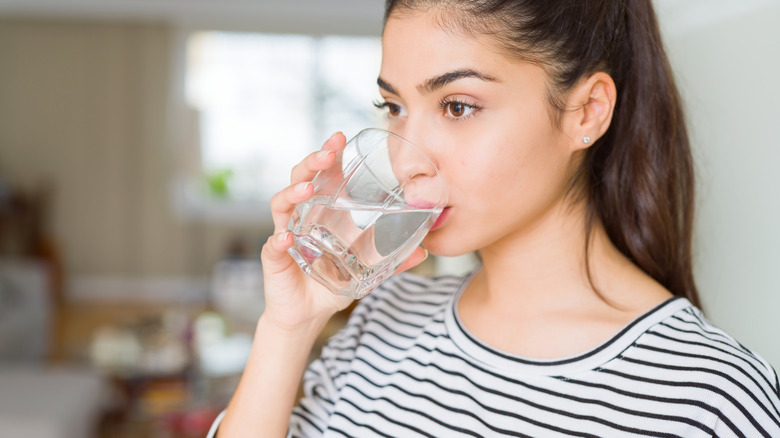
[212,0,780,436]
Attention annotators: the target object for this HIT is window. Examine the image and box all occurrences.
[179,31,383,221]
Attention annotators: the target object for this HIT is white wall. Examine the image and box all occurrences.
[660,2,780,367]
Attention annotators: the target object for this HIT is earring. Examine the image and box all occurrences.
[583,136,592,144]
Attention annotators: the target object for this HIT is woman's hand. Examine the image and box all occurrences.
[260,132,350,332]
[217,132,429,437]
[260,132,430,333]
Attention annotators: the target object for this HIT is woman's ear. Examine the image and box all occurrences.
[562,72,617,150]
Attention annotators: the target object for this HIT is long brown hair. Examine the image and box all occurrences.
[385,0,701,307]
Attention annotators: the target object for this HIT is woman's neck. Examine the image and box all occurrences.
[477,198,597,309]
[458,199,672,359]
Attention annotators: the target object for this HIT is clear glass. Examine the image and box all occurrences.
[287,128,448,299]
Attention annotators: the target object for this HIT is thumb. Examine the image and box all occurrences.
[394,247,429,274]
[261,232,297,276]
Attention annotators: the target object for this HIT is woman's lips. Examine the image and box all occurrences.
[431,207,451,231]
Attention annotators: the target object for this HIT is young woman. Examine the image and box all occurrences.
[211,0,780,436]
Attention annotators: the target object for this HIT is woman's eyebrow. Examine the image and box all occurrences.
[377,77,398,95]
[418,69,498,94]
[377,68,498,97]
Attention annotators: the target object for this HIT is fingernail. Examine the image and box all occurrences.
[329,131,343,141]
[317,149,334,159]
[277,232,289,243]
[421,248,429,261]
[294,182,310,193]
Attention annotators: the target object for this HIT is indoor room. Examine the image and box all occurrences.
[1,0,778,437]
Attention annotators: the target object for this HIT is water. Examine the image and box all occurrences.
[287,196,440,299]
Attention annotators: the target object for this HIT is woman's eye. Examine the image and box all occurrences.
[387,103,401,117]
[373,100,406,118]
[450,102,465,117]
[443,101,478,118]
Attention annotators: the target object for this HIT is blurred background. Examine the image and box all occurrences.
[0,0,778,437]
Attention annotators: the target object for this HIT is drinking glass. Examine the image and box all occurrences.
[286,128,447,299]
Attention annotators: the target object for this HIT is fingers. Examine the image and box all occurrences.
[260,232,295,277]
[270,181,313,234]
[270,132,346,234]
[290,132,345,184]
[395,247,429,274]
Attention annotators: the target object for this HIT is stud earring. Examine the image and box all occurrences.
[583,136,592,144]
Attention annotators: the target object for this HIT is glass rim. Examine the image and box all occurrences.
[351,127,448,205]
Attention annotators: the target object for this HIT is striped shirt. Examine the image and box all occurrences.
[287,273,780,437]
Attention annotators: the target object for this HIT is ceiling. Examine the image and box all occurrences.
[0,0,775,35]
[0,0,388,35]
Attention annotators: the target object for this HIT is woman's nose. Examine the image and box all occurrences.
[385,127,446,208]
[394,115,440,170]
[387,132,436,183]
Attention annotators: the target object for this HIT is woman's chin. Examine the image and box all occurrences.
[422,231,475,259]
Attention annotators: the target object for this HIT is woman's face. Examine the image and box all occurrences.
[379,10,582,256]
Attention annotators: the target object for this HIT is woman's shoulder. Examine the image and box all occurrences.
[636,299,780,397]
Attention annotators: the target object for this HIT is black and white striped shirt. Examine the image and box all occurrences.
[285,273,780,437]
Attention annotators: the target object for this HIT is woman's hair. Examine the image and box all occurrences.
[385,0,701,307]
